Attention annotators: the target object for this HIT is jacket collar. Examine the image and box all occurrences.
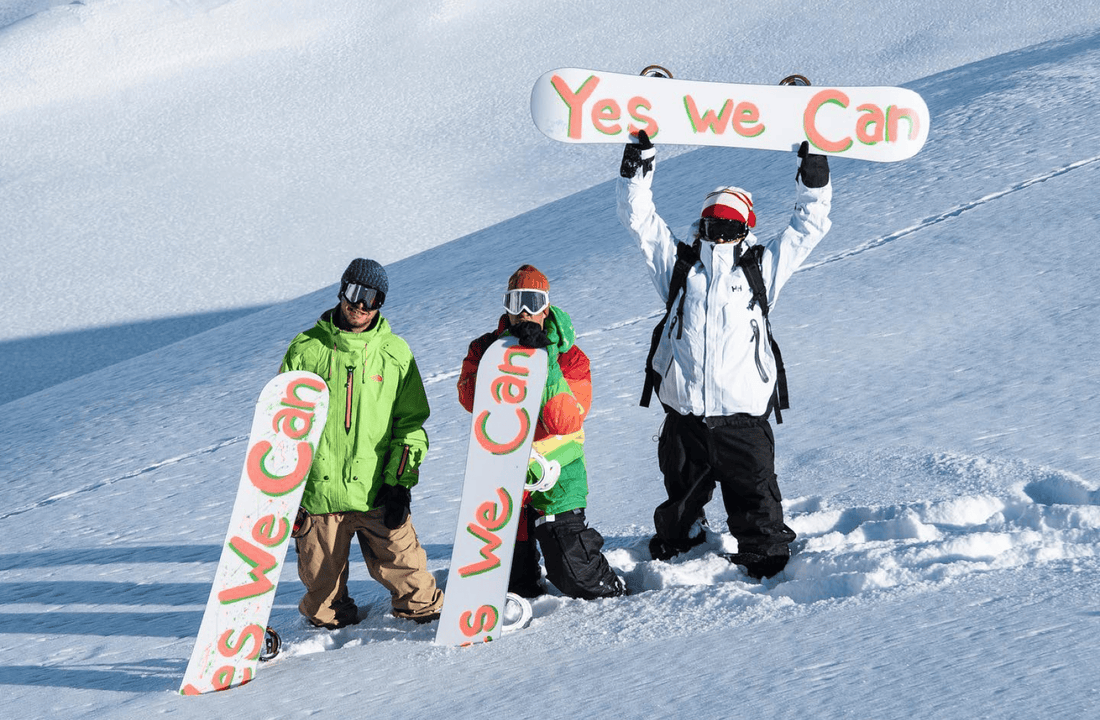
[319,307,389,352]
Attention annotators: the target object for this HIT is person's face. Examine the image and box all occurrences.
[699,216,748,244]
[339,297,379,333]
[508,306,548,329]
[504,288,549,328]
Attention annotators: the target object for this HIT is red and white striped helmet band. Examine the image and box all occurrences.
[700,186,756,227]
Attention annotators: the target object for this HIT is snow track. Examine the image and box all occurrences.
[0,436,246,521]
[803,154,1100,270]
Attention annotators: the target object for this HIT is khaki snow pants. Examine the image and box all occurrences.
[294,508,443,627]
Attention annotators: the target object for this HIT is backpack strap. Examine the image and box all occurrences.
[736,244,768,315]
[640,239,700,407]
[736,244,789,424]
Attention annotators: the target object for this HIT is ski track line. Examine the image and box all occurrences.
[1,435,248,521]
[803,155,1100,271]
[577,311,663,338]
[421,369,459,385]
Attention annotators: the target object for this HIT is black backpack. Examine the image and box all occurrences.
[640,240,789,423]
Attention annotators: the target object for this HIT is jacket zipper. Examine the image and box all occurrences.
[344,367,354,433]
[396,445,411,478]
[750,319,769,383]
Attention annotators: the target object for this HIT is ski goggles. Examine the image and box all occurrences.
[701,217,748,243]
[341,282,384,309]
[503,289,549,315]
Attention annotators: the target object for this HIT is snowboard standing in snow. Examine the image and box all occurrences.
[531,66,929,162]
[435,337,548,646]
[180,371,328,695]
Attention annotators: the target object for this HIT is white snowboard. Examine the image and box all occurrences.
[531,67,929,162]
[180,371,328,694]
[435,337,548,646]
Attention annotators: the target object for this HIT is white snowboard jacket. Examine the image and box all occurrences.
[616,159,832,419]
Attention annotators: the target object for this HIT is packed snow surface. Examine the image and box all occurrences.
[2,1,1100,718]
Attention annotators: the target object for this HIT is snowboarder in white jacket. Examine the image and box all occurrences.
[616,130,832,579]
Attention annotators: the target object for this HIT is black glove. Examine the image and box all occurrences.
[376,483,411,530]
[620,129,656,179]
[510,320,550,349]
[796,140,829,188]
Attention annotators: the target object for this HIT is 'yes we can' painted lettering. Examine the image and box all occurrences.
[180,372,329,695]
[548,72,920,153]
[439,344,543,646]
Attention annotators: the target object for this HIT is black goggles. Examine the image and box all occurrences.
[701,217,748,242]
[503,289,549,315]
[341,282,384,309]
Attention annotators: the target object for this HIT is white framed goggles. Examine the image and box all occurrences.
[503,289,549,315]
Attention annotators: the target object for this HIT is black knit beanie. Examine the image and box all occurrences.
[340,258,388,303]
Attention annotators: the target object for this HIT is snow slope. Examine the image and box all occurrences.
[2,0,1099,403]
[3,2,1100,719]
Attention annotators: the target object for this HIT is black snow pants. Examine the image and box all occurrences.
[510,507,624,600]
[654,409,795,557]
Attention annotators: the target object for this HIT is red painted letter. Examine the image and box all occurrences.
[458,522,503,577]
[683,96,732,135]
[805,89,852,153]
[474,407,531,455]
[281,375,326,409]
[246,440,313,496]
[627,96,658,138]
[217,536,278,603]
[550,74,600,140]
[459,605,499,637]
[217,624,265,660]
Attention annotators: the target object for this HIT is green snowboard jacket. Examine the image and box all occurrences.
[280,308,430,515]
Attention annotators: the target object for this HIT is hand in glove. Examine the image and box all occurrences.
[376,483,411,530]
[620,129,656,179]
[796,140,829,188]
[510,320,550,349]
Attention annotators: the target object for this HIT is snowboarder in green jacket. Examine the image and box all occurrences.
[281,258,443,627]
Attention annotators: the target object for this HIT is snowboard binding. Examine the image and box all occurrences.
[526,451,562,493]
[779,74,811,86]
[640,64,673,79]
[259,626,281,662]
[501,592,533,634]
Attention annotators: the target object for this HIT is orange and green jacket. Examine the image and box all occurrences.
[457,306,591,514]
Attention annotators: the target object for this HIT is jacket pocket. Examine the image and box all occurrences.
[750,319,769,383]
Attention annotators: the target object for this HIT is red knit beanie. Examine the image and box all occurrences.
[700,187,757,227]
[507,264,550,292]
